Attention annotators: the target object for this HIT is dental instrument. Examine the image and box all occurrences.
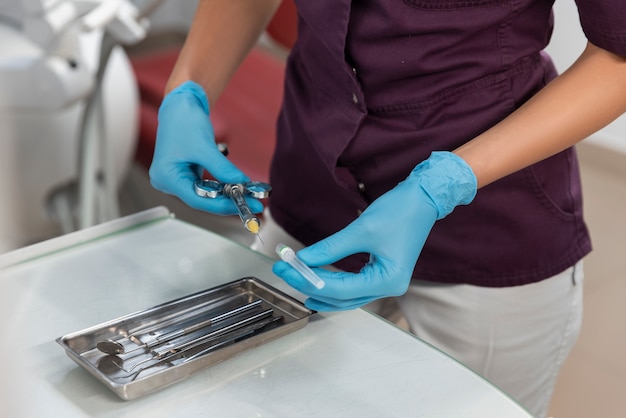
[115,308,275,373]
[96,299,263,355]
[194,179,271,236]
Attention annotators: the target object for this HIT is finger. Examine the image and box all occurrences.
[274,260,390,301]
[183,183,265,215]
[243,196,265,214]
[304,296,378,312]
[273,261,327,295]
[197,147,249,185]
[150,168,237,215]
[297,223,369,267]
[176,178,240,214]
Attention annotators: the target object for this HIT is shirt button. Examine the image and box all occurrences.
[352,67,357,75]
[357,209,363,216]
[352,93,359,104]
[357,182,365,193]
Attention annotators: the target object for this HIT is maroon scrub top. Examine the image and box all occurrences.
[268,0,626,287]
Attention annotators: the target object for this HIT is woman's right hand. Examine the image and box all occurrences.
[149,81,263,215]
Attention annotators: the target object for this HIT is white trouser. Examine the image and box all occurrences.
[396,265,583,418]
[251,209,583,418]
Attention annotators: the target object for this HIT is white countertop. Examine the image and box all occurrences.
[0,207,532,417]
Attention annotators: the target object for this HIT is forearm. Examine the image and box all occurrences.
[165,0,282,106]
[455,42,626,188]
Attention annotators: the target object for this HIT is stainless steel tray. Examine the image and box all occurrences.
[56,277,312,400]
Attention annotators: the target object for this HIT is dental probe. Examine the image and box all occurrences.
[276,244,325,289]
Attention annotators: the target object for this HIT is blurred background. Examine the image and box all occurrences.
[0,1,624,416]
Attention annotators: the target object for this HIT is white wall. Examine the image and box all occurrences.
[546,0,626,155]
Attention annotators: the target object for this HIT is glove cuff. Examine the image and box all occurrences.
[410,151,477,220]
[159,80,210,116]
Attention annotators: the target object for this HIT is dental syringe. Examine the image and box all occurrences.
[276,243,325,289]
[194,179,271,239]
[223,183,261,234]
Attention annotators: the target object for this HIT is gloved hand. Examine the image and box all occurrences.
[149,80,264,214]
[272,151,477,311]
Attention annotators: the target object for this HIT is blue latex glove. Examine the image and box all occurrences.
[272,151,477,311]
[149,81,264,214]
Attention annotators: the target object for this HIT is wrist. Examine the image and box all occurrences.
[160,80,210,116]
[410,151,477,219]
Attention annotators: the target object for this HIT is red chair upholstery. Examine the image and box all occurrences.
[266,0,297,50]
[131,1,297,184]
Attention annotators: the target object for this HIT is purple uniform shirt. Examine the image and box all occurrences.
[268,0,626,287]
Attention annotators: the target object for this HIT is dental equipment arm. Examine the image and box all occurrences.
[0,0,163,233]
[0,0,156,110]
